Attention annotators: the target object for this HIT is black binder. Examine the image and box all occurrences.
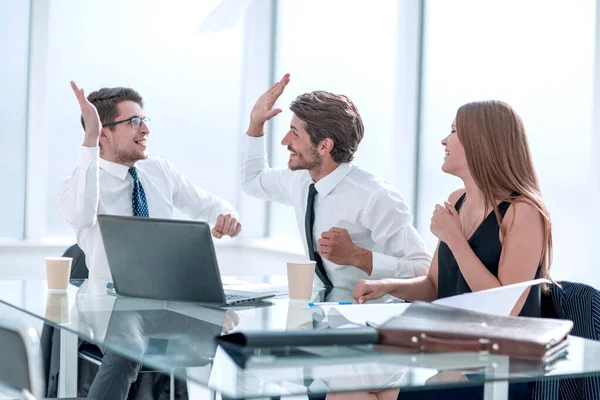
[217,327,379,348]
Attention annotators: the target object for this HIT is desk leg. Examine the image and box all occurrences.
[58,329,78,397]
[483,359,509,400]
[170,371,175,400]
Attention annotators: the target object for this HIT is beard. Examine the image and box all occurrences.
[115,146,148,166]
[288,145,321,171]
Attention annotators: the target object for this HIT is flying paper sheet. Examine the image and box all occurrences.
[199,0,255,32]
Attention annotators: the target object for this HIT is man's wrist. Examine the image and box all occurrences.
[352,247,373,275]
[247,123,265,138]
[82,134,99,148]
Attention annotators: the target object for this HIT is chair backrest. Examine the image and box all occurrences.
[539,281,600,400]
[62,243,89,280]
[544,281,600,340]
[0,316,44,399]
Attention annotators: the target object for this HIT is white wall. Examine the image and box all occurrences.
[0,240,302,280]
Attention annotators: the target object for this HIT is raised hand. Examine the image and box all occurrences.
[247,73,291,137]
[212,213,242,239]
[70,81,101,147]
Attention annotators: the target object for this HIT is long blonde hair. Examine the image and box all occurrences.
[455,101,553,289]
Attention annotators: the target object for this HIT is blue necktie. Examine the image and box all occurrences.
[129,167,149,217]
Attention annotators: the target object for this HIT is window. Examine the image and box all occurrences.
[0,1,30,239]
[45,0,244,237]
[270,0,413,238]
[418,0,596,283]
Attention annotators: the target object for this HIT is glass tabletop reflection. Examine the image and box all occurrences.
[0,278,599,399]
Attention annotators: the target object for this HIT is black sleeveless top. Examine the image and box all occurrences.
[437,193,541,318]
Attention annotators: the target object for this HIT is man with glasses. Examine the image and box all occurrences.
[60,82,241,399]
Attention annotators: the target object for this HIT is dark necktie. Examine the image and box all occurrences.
[305,184,332,287]
[129,167,149,217]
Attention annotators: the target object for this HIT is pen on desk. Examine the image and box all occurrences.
[308,301,352,307]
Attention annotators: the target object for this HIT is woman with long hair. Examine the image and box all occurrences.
[343,101,553,400]
[353,100,552,318]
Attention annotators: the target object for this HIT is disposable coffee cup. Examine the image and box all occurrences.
[286,260,316,300]
[45,257,72,292]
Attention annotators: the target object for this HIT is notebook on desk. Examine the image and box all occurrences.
[98,214,276,306]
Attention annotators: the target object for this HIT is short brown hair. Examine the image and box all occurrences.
[80,87,144,131]
[290,91,364,163]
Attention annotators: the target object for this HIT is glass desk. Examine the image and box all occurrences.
[0,278,599,400]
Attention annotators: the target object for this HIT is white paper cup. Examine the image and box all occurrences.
[45,257,72,292]
[286,260,316,300]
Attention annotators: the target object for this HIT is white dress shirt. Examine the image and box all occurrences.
[60,146,237,280]
[241,135,431,289]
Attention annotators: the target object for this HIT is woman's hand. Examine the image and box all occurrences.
[352,279,393,304]
[430,201,466,250]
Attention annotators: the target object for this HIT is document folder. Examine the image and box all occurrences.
[376,302,573,360]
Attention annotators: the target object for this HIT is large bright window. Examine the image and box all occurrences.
[45,0,244,237]
[418,0,596,284]
[0,1,30,239]
[270,0,413,238]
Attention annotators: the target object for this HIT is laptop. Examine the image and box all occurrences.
[97,214,276,305]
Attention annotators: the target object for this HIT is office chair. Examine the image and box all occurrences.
[533,281,600,400]
[0,314,52,399]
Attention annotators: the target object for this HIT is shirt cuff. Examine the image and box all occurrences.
[76,146,99,212]
[370,252,400,280]
[242,134,266,157]
[78,145,99,168]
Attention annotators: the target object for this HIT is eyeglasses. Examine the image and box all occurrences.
[103,116,151,130]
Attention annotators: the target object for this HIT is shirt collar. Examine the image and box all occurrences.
[314,163,352,198]
[99,157,131,181]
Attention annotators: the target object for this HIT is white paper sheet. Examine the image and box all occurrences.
[432,278,550,316]
[306,303,411,328]
[308,278,550,327]
[199,0,255,32]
